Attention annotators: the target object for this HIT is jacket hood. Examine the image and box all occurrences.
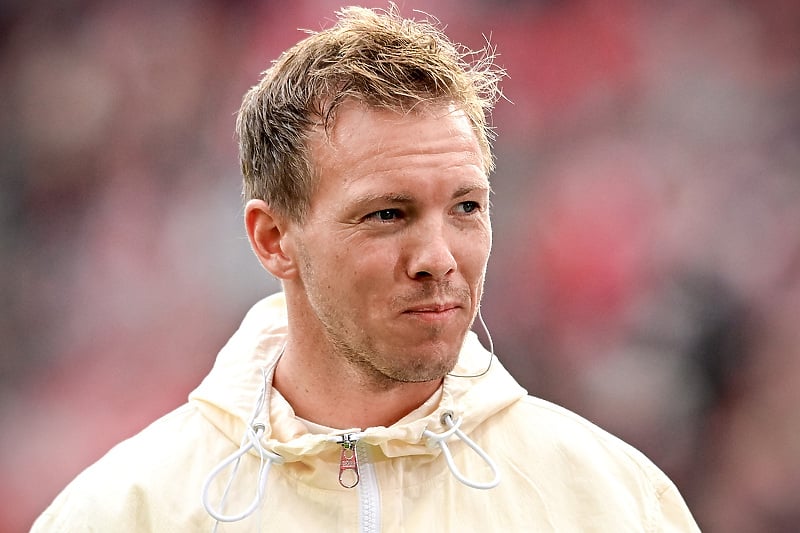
[190,292,527,463]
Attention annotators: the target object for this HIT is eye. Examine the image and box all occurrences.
[366,208,403,222]
[454,201,481,214]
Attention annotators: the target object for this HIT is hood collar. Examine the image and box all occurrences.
[190,292,527,461]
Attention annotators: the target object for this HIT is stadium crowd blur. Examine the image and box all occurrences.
[1,0,798,531]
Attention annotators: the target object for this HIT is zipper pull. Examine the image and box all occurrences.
[337,434,360,488]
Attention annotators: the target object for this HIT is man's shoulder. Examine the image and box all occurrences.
[468,395,699,531]
[94,403,213,470]
[485,394,672,486]
[496,394,638,443]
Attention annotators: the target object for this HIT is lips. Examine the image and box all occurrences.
[404,302,461,313]
[395,285,472,319]
[401,300,464,324]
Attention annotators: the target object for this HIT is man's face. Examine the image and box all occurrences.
[287,101,492,387]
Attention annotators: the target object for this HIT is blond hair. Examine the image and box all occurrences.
[236,5,503,222]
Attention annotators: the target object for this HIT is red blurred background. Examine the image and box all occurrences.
[1,1,799,531]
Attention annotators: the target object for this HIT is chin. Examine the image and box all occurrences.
[389,362,454,384]
[403,347,460,381]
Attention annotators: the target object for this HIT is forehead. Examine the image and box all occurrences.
[307,101,486,185]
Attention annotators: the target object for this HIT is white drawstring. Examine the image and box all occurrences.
[201,367,283,528]
[201,423,283,524]
[422,412,500,490]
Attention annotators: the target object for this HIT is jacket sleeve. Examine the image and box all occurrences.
[30,490,77,533]
[30,471,163,533]
[648,463,702,532]
[30,405,217,532]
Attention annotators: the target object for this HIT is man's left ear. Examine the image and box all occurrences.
[245,199,298,280]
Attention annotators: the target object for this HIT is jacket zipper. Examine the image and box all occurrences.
[337,433,360,488]
[336,433,381,532]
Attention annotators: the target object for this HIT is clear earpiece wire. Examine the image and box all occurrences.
[448,306,494,378]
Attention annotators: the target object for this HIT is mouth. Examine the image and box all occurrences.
[405,302,460,312]
[402,302,462,320]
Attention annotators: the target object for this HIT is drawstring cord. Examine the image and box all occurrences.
[201,423,283,524]
[201,367,283,527]
[423,411,500,490]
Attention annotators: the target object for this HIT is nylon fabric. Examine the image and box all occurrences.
[32,292,700,532]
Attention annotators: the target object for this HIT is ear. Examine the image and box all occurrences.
[245,199,298,280]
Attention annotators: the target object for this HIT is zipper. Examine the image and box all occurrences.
[337,433,360,488]
[336,433,381,532]
[356,440,380,533]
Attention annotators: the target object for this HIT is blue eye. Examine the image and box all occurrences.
[456,201,480,214]
[368,209,401,221]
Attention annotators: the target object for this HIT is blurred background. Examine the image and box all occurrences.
[1,0,798,530]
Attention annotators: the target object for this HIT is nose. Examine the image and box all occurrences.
[406,222,457,281]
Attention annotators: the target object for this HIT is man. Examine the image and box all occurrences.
[33,6,700,531]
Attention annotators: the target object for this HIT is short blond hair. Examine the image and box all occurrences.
[237,5,503,222]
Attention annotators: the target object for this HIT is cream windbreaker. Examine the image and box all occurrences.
[33,293,700,532]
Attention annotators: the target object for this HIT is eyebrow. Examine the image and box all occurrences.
[451,184,490,199]
[351,184,490,207]
[352,192,415,206]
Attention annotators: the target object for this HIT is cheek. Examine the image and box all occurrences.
[460,227,492,276]
[336,246,397,295]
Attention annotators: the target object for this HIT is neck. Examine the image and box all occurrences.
[273,332,443,429]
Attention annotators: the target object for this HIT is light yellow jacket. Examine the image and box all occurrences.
[33,293,700,532]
